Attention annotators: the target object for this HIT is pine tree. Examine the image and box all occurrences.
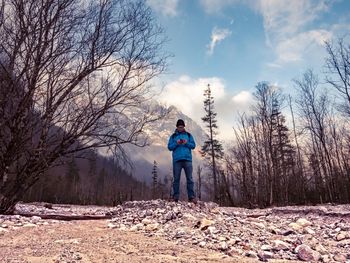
[152,160,158,199]
[201,84,224,202]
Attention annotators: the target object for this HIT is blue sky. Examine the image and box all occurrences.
[146,0,350,141]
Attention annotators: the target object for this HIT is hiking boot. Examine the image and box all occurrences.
[169,197,179,203]
[189,197,198,204]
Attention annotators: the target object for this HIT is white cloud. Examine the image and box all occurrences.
[253,0,330,37]
[232,91,253,105]
[146,0,179,17]
[275,29,332,63]
[200,0,336,64]
[200,0,240,14]
[158,75,254,141]
[159,75,225,122]
[207,27,232,55]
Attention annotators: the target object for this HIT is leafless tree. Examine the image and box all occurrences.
[0,0,168,214]
[325,38,350,117]
[294,70,335,202]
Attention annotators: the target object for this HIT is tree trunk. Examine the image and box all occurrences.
[0,192,18,214]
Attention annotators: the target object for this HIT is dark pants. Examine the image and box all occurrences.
[172,160,195,200]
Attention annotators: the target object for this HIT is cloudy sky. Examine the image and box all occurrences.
[146,0,350,141]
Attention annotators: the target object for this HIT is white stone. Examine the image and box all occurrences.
[145,223,159,231]
[107,223,118,229]
[199,241,206,248]
[304,227,316,235]
[273,240,290,251]
[199,218,215,230]
[23,223,37,228]
[261,244,273,251]
[252,222,265,229]
[296,218,312,227]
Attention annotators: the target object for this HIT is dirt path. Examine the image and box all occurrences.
[0,219,259,263]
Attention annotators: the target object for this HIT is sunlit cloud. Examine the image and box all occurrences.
[146,0,180,17]
[158,75,254,141]
[207,27,232,55]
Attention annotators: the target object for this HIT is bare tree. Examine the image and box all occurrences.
[325,39,350,117]
[294,70,335,202]
[0,0,168,214]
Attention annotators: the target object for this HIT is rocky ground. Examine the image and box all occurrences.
[0,200,349,262]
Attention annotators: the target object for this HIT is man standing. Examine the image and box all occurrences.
[167,119,197,203]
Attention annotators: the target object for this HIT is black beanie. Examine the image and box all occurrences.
[176,119,185,127]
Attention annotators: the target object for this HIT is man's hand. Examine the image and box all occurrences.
[177,139,187,144]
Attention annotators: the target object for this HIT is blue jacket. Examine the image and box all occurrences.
[167,129,196,162]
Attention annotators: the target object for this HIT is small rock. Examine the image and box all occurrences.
[219,241,228,251]
[174,229,186,238]
[296,218,312,227]
[314,244,327,255]
[108,223,118,229]
[261,244,273,251]
[165,211,176,221]
[336,232,347,241]
[321,255,331,263]
[206,226,217,235]
[227,238,241,246]
[199,241,206,248]
[129,225,138,232]
[273,240,290,251]
[282,229,296,236]
[252,222,266,229]
[245,251,257,258]
[197,218,215,230]
[333,253,347,262]
[141,218,153,226]
[146,223,159,231]
[31,216,41,222]
[1,224,8,228]
[23,223,37,228]
[304,227,315,235]
[268,226,281,235]
[289,223,303,231]
[258,251,274,262]
[218,236,227,242]
[295,244,320,262]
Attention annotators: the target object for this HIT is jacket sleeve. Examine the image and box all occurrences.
[167,135,178,151]
[185,134,196,149]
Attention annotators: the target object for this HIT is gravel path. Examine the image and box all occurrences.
[0,201,349,262]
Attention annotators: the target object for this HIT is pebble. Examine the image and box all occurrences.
[296,218,312,227]
[336,232,347,241]
[272,240,290,251]
[295,244,321,262]
[333,253,347,262]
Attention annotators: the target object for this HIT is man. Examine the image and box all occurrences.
[167,119,197,203]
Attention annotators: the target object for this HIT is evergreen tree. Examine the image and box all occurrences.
[201,84,224,202]
[152,161,158,199]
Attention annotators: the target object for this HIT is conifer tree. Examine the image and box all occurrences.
[152,161,158,199]
[201,84,224,202]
